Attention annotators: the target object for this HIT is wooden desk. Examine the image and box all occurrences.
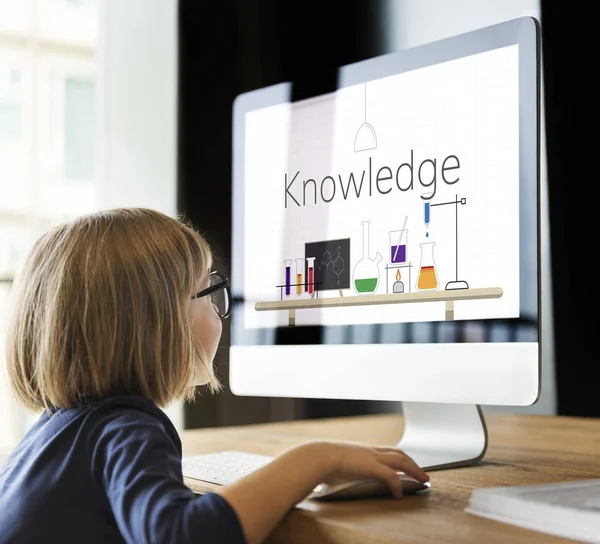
[181,413,600,544]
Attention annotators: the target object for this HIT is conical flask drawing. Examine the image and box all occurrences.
[352,220,383,295]
[416,242,439,291]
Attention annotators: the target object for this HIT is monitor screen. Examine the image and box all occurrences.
[230,17,540,406]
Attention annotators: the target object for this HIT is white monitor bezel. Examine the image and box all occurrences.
[229,16,540,406]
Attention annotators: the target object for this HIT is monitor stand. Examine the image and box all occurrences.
[395,402,488,470]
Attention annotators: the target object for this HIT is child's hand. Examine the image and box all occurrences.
[220,440,429,544]
[316,441,429,498]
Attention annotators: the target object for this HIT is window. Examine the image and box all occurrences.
[0,0,98,449]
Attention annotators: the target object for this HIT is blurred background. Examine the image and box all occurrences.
[1,0,577,450]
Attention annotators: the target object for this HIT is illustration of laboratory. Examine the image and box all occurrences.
[269,193,471,302]
[254,191,505,327]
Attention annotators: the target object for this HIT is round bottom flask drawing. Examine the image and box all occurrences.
[353,220,383,295]
[416,241,439,291]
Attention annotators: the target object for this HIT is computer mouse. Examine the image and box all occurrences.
[309,475,431,501]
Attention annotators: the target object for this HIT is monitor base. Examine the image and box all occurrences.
[395,402,488,470]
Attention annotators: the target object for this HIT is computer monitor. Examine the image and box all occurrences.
[230,16,540,470]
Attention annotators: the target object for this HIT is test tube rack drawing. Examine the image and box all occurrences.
[274,279,324,301]
[255,287,503,326]
[279,257,322,300]
[275,282,320,301]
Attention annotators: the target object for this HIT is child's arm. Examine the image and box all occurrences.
[92,403,427,544]
[93,408,248,544]
[218,440,429,544]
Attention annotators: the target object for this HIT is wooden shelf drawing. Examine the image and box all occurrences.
[255,287,503,326]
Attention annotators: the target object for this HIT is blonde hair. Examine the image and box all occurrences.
[5,207,220,412]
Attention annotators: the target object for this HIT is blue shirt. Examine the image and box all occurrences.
[0,395,246,544]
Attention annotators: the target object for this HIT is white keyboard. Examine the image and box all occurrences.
[182,450,430,500]
[182,450,274,486]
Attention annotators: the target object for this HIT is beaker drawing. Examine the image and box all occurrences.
[353,220,383,295]
[306,256,316,294]
[416,242,439,291]
[295,258,304,296]
[389,229,408,264]
[283,259,293,297]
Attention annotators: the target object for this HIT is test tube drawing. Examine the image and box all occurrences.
[306,257,316,294]
[283,259,293,296]
[295,258,304,296]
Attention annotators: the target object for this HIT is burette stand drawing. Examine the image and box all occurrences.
[428,194,469,290]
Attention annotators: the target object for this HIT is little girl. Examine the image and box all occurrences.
[0,208,428,544]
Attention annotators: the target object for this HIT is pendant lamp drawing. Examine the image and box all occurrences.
[354,82,377,152]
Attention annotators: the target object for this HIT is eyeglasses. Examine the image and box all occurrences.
[191,271,232,319]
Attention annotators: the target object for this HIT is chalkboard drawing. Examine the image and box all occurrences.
[305,238,350,292]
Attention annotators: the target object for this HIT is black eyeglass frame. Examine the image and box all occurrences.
[191,271,232,319]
